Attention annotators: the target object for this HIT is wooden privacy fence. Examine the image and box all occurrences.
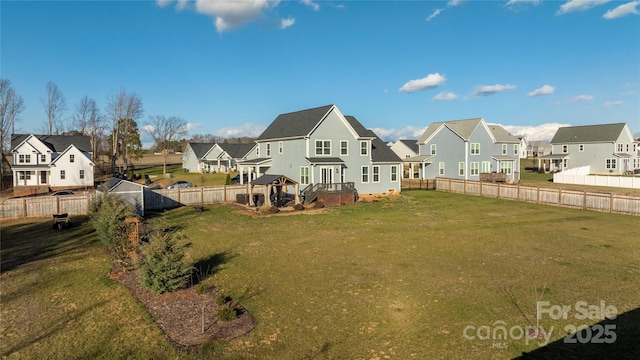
[1,184,261,219]
[0,194,92,219]
[401,178,437,190]
[436,177,640,216]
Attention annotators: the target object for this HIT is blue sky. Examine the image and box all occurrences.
[2,0,639,146]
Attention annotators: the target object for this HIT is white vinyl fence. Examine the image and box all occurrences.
[436,177,640,216]
[554,173,640,189]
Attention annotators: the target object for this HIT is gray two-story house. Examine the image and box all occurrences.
[539,123,639,174]
[237,104,403,196]
[409,118,521,183]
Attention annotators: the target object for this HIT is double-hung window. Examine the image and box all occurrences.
[470,143,480,155]
[372,166,380,183]
[340,141,348,156]
[315,140,331,155]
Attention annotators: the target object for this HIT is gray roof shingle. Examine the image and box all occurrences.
[551,123,627,143]
[188,143,215,158]
[398,139,419,153]
[11,134,92,153]
[418,118,483,143]
[257,105,334,140]
[217,143,256,159]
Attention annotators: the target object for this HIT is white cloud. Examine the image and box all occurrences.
[215,123,265,138]
[506,0,541,7]
[185,122,202,132]
[399,73,446,93]
[556,0,610,15]
[433,92,459,101]
[572,94,594,102]
[370,126,427,142]
[280,17,295,29]
[156,0,172,7]
[471,84,516,97]
[620,90,638,96]
[527,84,555,97]
[448,0,465,6]
[194,0,280,32]
[426,8,444,21]
[604,100,623,107]
[496,123,572,142]
[300,0,320,11]
[177,0,189,10]
[603,1,639,19]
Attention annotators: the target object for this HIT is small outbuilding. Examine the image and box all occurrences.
[97,178,146,216]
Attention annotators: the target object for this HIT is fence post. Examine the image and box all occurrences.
[464,179,467,194]
[223,184,227,202]
[56,196,60,214]
[537,186,540,204]
[583,191,587,210]
[610,193,614,213]
[497,183,501,199]
[558,189,562,206]
[517,184,520,200]
[23,198,27,218]
[201,187,204,205]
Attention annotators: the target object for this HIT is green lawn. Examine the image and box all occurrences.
[1,191,639,359]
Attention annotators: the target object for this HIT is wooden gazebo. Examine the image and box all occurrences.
[248,174,300,207]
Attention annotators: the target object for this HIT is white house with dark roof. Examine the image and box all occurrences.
[238,104,403,196]
[182,142,256,173]
[390,139,420,178]
[409,118,521,183]
[10,134,94,191]
[539,123,639,174]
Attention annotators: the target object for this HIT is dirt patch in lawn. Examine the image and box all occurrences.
[114,270,256,349]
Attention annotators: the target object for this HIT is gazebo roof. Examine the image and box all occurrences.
[251,174,298,186]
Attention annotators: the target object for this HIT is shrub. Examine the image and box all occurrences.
[217,306,237,321]
[89,191,136,266]
[225,173,232,185]
[137,229,193,294]
[215,294,228,306]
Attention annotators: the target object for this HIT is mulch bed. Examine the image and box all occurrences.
[114,270,256,349]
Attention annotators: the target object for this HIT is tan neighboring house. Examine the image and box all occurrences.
[10,134,94,195]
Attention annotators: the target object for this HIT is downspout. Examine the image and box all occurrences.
[464,141,469,180]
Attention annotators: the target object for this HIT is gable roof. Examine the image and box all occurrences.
[49,145,94,166]
[368,130,402,163]
[217,143,256,159]
[344,116,376,139]
[397,139,419,153]
[11,134,91,153]
[257,104,334,140]
[418,118,483,143]
[188,143,215,158]
[487,125,520,143]
[550,123,628,144]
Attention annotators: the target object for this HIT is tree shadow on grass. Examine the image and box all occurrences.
[2,300,108,357]
[0,216,97,273]
[190,251,236,286]
[515,306,640,360]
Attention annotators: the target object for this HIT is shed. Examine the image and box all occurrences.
[97,178,146,216]
[248,174,300,207]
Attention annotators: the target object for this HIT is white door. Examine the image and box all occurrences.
[320,167,333,189]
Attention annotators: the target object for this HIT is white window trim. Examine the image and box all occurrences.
[266,143,271,157]
[458,162,464,176]
[471,143,480,155]
[502,144,508,155]
[300,166,309,185]
[361,166,369,183]
[315,140,331,156]
[430,144,437,155]
[340,140,348,156]
[390,165,398,182]
[438,162,445,176]
[372,165,380,183]
[470,162,479,176]
[278,141,283,154]
[360,141,368,156]
[579,144,584,152]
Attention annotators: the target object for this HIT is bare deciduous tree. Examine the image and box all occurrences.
[145,115,188,175]
[106,89,144,171]
[72,96,107,158]
[0,79,26,190]
[41,81,67,135]
[1,79,26,151]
